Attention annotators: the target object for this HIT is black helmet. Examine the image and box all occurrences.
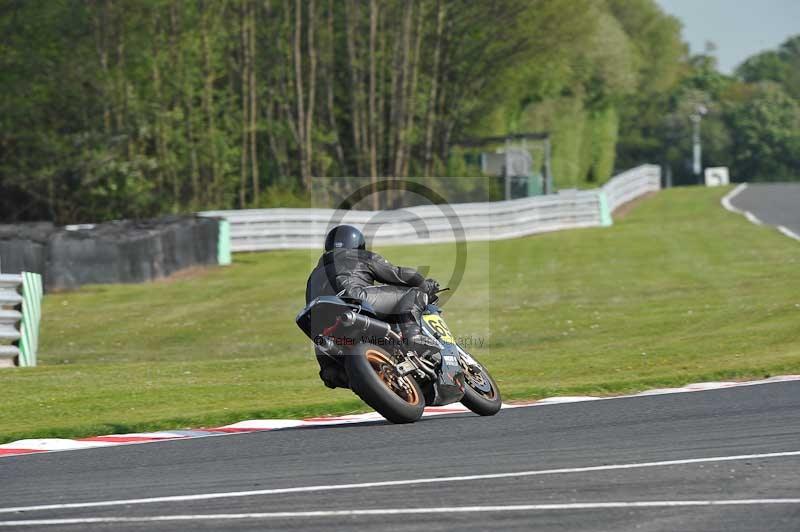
[324,225,366,252]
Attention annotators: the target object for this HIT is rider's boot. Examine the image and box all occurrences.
[316,352,349,389]
[398,289,441,361]
[401,322,441,362]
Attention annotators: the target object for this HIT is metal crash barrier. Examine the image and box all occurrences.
[202,165,662,252]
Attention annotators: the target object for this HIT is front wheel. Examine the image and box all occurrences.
[460,355,502,416]
[345,343,425,424]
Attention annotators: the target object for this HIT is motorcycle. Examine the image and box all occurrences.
[295,289,502,423]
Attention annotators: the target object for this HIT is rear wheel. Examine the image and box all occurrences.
[345,343,425,424]
[459,354,502,416]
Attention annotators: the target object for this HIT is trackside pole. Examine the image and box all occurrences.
[18,272,43,367]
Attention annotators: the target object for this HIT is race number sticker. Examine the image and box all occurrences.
[423,314,455,344]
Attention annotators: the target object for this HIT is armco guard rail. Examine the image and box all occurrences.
[0,272,43,368]
[201,164,661,252]
[602,164,661,212]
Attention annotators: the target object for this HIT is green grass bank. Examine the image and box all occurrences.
[1,187,799,443]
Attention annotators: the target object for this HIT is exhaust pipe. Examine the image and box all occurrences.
[341,311,400,341]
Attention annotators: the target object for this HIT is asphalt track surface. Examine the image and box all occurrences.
[728,183,800,236]
[1,381,799,531]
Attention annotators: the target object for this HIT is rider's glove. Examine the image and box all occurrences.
[422,278,440,295]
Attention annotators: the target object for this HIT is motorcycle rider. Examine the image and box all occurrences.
[306,224,440,388]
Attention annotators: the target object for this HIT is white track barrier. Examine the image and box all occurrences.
[201,165,661,252]
[602,164,661,212]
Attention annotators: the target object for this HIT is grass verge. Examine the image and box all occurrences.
[1,186,799,443]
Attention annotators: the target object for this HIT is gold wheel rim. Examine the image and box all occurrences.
[460,358,496,400]
[365,349,420,406]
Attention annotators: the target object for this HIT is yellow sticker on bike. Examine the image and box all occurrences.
[423,314,455,344]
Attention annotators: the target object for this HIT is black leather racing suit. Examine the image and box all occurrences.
[305,249,429,340]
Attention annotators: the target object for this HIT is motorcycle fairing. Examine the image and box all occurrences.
[421,309,465,406]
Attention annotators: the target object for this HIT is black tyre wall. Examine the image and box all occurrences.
[0,217,219,292]
[0,223,55,280]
